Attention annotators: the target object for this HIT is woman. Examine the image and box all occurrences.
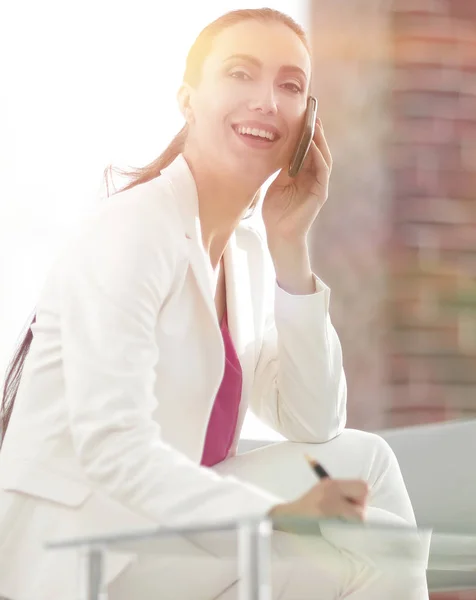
[0,8,429,600]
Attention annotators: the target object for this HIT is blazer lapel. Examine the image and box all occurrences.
[224,232,256,405]
[161,155,218,323]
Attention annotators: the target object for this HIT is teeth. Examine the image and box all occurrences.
[236,126,276,141]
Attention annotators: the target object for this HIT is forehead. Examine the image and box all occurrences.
[203,19,311,78]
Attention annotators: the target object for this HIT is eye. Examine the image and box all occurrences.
[229,69,252,81]
[282,82,302,94]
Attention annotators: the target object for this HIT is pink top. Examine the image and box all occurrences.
[200,309,243,467]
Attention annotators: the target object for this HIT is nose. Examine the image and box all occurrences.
[247,83,278,116]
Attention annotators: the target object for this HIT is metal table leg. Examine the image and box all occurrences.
[238,519,272,600]
[78,545,106,600]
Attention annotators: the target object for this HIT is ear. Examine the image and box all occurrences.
[177,83,195,125]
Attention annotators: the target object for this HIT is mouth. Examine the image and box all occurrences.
[231,123,281,146]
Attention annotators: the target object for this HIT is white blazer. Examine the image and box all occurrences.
[0,155,347,599]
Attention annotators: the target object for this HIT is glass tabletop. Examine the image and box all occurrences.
[45,514,476,572]
[45,515,476,598]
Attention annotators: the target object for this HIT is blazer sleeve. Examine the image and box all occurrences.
[58,199,281,527]
[248,228,347,443]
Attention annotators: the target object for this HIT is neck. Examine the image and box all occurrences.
[183,148,262,269]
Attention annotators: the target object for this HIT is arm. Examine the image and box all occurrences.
[59,200,281,527]
[248,230,347,443]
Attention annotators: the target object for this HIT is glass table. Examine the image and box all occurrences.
[45,515,476,600]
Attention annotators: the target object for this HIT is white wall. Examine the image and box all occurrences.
[0,0,308,440]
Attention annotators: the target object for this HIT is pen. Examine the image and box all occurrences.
[305,454,358,505]
[305,454,331,479]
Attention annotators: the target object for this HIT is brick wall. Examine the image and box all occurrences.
[388,0,476,429]
[309,0,476,433]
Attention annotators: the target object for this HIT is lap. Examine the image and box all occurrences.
[213,429,395,503]
[108,530,427,600]
[108,529,360,600]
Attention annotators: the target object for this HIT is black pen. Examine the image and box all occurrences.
[305,454,358,505]
[305,454,331,479]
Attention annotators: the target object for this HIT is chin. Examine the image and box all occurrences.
[235,153,278,181]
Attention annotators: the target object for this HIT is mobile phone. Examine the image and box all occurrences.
[288,96,318,178]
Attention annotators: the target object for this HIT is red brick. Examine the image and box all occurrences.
[385,405,450,428]
[393,166,424,196]
[440,170,476,199]
[393,90,462,119]
[399,223,476,251]
[393,2,449,16]
[391,294,461,324]
[390,144,463,172]
[434,145,463,172]
[394,168,476,199]
[462,142,476,170]
[394,20,462,46]
[393,196,476,225]
[390,327,461,355]
[454,119,476,141]
[394,38,462,67]
[459,95,476,121]
[392,117,455,144]
[460,71,476,96]
[390,354,476,385]
[389,381,450,407]
[448,0,476,20]
[393,65,463,93]
[387,402,476,423]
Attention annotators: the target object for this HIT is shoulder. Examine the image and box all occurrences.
[95,176,182,242]
[69,177,183,257]
[50,176,187,292]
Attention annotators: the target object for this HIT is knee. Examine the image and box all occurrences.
[331,429,400,474]
[333,428,395,456]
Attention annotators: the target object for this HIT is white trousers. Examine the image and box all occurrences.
[109,429,430,600]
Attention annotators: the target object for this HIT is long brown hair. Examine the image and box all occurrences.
[1,8,310,444]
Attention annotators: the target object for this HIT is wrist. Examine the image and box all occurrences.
[267,503,283,517]
[274,255,314,296]
[267,235,308,258]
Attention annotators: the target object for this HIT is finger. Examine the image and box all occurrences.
[305,140,329,179]
[313,118,332,171]
[332,494,366,520]
[335,480,369,504]
[339,503,365,522]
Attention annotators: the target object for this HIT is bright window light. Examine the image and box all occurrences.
[1,1,309,442]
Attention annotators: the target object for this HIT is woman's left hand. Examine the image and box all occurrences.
[262,117,332,248]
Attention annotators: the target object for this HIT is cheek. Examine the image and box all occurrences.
[197,90,236,132]
[285,106,307,147]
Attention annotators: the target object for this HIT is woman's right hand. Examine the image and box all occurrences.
[268,478,369,526]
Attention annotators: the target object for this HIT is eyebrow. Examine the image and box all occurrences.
[223,53,308,81]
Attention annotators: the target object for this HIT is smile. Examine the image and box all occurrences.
[231,123,281,150]
[234,125,277,141]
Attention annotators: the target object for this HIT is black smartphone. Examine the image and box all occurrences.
[288,96,318,178]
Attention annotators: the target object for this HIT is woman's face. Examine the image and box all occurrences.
[180,19,312,183]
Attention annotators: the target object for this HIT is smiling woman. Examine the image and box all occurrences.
[104,9,311,213]
[0,7,428,600]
